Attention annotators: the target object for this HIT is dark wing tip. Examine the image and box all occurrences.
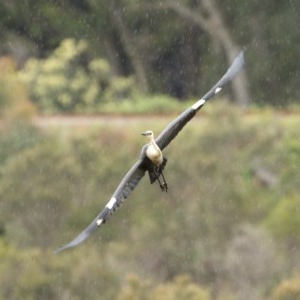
[215,50,245,88]
[226,50,245,81]
[201,49,245,102]
[53,219,101,254]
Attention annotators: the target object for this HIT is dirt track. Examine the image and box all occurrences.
[32,111,297,130]
[32,115,175,129]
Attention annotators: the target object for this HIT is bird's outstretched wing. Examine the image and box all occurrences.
[54,51,244,253]
[156,51,245,151]
[54,159,146,253]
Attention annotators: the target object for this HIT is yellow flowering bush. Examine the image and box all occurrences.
[19,38,138,114]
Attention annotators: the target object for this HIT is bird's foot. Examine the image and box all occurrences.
[160,182,168,192]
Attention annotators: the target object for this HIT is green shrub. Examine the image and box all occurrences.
[0,121,44,168]
[0,141,79,248]
[0,56,36,119]
[270,277,300,300]
[117,274,211,300]
[19,38,139,114]
[0,240,119,300]
[100,94,183,114]
[265,195,300,246]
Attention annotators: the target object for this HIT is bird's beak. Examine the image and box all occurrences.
[141,131,149,136]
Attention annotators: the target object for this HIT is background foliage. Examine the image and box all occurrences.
[0,105,300,299]
[19,39,139,114]
[0,0,299,111]
[0,1,299,299]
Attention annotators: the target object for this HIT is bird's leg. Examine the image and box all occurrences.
[159,172,168,192]
[155,166,168,192]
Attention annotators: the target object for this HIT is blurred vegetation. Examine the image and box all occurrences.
[0,104,300,299]
[0,1,299,298]
[270,277,300,300]
[19,39,140,114]
[0,56,36,119]
[117,274,211,300]
[18,38,185,115]
[0,0,299,109]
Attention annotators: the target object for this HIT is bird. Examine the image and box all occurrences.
[141,130,168,192]
[54,51,245,254]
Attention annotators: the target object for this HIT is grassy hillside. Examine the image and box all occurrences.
[0,104,300,299]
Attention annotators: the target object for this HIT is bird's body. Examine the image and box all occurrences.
[146,143,163,166]
[143,130,163,166]
[141,130,168,191]
[54,51,245,254]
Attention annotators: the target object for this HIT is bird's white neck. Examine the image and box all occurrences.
[146,136,163,166]
[148,136,160,151]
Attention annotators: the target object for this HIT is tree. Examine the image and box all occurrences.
[109,0,150,94]
[157,0,250,107]
[2,1,300,106]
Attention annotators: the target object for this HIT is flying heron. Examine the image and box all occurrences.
[54,51,245,253]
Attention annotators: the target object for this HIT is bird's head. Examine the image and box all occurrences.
[141,130,154,140]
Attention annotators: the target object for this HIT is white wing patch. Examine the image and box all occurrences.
[215,87,222,94]
[191,99,206,110]
[106,197,117,209]
[96,218,103,226]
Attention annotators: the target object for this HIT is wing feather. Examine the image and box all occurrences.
[156,51,244,151]
[54,159,146,253]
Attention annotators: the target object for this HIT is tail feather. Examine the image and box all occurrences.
[148,169,157,184]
